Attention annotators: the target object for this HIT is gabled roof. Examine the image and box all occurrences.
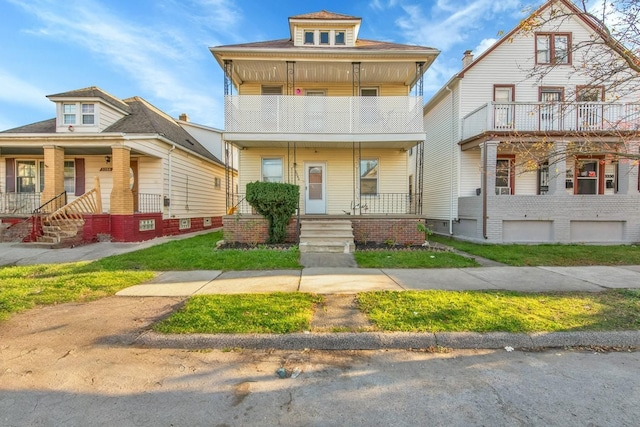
[47,86,131,113]
[213,37,435,52]
[105,97,222,164]
[289,10,360,20]
[423,0,627,113]
[1,118,56,133]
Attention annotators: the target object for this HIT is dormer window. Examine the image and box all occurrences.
[335,31,345,45]
[304,31,314,45]
[63,104,76,124]
[60,102,96,126]
[320,31,330,45]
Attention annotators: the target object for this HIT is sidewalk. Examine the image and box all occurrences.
[2,232,640,350]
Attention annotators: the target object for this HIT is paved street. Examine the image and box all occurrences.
[2,346,639,426]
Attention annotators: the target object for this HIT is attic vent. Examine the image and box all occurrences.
[185,138,194,145]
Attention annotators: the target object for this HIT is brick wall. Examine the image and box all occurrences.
[223,215,425,245]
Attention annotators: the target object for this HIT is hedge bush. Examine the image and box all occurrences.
[246,181,299,243]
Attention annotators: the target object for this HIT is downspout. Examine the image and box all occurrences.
[482,142,488,239]
[168,145,176,218]
[445,85,454,235]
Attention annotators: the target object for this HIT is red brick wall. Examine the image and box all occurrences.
[223,215,298,244]
[223,215,425,245]
[82,214,111,241]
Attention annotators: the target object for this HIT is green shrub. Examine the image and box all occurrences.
[246,181,299,243]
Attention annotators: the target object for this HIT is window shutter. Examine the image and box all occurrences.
[5,158,15,192]
[75,158,85,195]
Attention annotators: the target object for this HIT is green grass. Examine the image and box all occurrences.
[94,231,302,271]
[154,293,323,334]
[0,262,154,321]
[430,235,640,266]
[354,250,479,268]
[357,290,640,332]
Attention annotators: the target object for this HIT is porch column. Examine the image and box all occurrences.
[547,141,568,195]
[41,145,65,204]
[109,145,134,215]
[481,141,499,197]
[617,141,640,195]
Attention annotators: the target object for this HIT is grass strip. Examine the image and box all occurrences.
[357,289,640,332]
[354,250,478,268]
[429,235,640,266]
[154,293,323,334]
[0,262,154,321]
[94,231,302,271]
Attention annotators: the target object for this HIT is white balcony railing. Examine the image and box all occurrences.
[224,95,424,135]
[462,102,640,140]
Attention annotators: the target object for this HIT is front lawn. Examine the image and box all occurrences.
[354,250,479,268]
[357,289,640,332]
[154,293,322,334]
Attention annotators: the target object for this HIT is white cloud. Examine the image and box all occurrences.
[0,69,50,110]
[473,38,498,56]
[7,0,241,126]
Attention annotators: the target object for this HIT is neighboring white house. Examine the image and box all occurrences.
[0,87,228,243]
[418,0,640,244]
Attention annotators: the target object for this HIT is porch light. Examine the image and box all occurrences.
[105,155,111,164]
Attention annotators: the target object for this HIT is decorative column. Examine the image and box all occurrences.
[617,141,640,194]
[547,141,568,195]
[41,145,65,205]
[109,145,134,215]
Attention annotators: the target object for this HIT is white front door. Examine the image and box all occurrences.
[305,163,326,214]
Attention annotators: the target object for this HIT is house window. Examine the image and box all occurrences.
[360,88,378,97]
[262,158,283,183]
[575,159,602,194]
[536,33,571,65]
[16,160,37,193]
[179,218,191,230]
[63,160,75,193]
[495,157,514,195]
[494,85,515,128]
[320,31,329,45]
[214,177,222,189]
[538,161,549,194]
[81,104,95,124]
[335,31,345,45]
[577,86,604,130]
[63,104,76,125]
[261,85,283,95]
[304,31,314,45]
[360,159,379,195]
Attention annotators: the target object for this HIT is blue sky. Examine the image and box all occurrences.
[0,0,542,131]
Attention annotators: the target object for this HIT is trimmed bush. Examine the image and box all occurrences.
[246,181,299,243]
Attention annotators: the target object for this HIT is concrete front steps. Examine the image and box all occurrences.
[299,219,355,253]
[38,220,82,245]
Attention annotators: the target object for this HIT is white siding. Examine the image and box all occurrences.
[423,84,460,219]
[98,103,128,131]
[239,147,408,214]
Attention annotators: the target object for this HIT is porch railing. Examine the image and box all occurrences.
[462,101,640,140]
[227,193,419,215]
[136,193,163,213]
[0,192,42,215]
[224,95,424,135]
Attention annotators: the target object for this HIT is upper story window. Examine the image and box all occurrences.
[304,31,314,45]
[320,31,330,45]
[536,33,571,65]
[62,102,96,126]
[335,31,345,45]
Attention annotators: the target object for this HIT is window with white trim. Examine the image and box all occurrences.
[304,31,314,45]
[262,158,283,183]
[320,31,329,45]
[495,157,514,195]
[61,102,96,126]
[360,159,379,195]
[335,31,345,45]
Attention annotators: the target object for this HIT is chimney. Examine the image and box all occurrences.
[179,113,189,122]
[462,50,474,68]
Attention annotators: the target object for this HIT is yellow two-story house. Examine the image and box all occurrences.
[210,10,439,248]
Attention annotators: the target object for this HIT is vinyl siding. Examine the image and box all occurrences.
[98,104,128,131]
[239,147,408,214]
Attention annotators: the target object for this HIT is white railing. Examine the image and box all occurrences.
[224,95,424,135]
[462,102,640,140]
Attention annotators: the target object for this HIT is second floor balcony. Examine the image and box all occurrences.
[462,102,640,141]
[224,95,424,143]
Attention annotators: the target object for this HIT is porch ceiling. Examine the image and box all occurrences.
[229,59,422,87]
[0,145,148,157]
[225,134,423,150]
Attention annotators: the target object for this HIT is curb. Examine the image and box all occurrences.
[134,330,640,351]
